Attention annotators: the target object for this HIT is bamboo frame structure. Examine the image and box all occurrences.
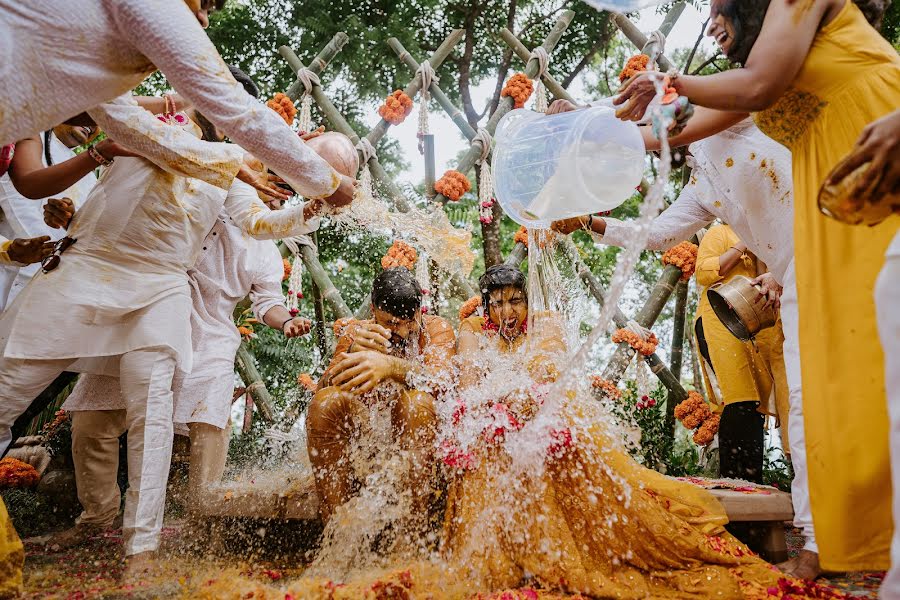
[666,279,689,431]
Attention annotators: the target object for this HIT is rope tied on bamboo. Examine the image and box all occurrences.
[354,138,377,206]
[642,30,667,69]
[529,46,550,113]
[416,60,435,154]
[473,129,495,224]
[295,67,320,134]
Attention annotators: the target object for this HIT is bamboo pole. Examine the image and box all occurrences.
[658,2,687,37]
[284,33,349,100]
[611,13,674,72]
[309,231,329,357]
[299,244,352,319]
[504,242,528,267]
[387,37,476,142]
[235,343,275,423]
[8,372,78,454]
[424,134,436,199]
[432,10,576,205]
[666,279,689,431]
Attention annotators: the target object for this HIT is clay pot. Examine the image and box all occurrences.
[707,275,777,341]
[305,132,358,207]
[818,158,899,227]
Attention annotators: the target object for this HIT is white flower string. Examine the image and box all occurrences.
[472,128,494,225]
[282,235,315,316]
[416,60,435,154]
[529,47,550,114]
[295,67,320,135]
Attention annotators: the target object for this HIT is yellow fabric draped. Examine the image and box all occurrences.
[754,0,900,570]
[0,498,23,598]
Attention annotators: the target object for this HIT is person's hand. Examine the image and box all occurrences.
[614,71,669,122]
[330,351,399,394]
[349,323,392,353]
[751,272,783,310]
[282,317,312,338]
[238,154,292,201]
[300,126,325,141]
[94,138,141,159]
[546,99,583,115]
[7,236,52,265]
[827,109,900,202]
[323,174,358,208]
[551,216,590,235]
[44,198,75,229]
[303,198,325,220]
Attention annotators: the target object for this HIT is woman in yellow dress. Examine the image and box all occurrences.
[617,0,899,573]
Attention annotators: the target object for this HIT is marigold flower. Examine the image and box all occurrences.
[282,258,292,281]
[377,90,414,125]
[381,240,418,270]
[434,170,471,202]
[513,226,555,249]
[662,241,699,281]
[459,295,482,321]
[591,375,622,400]
[333,317,356,337]
[266,93,297,125]
[297,373,317,392]
[619,54,650,83]
[611,328,659,356]
[502,73,534,109]
[0,457,40,488]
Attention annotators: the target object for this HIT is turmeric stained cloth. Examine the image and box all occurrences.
[0,498,23,597]
[754,0,900,570]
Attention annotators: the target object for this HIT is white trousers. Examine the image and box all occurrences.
[878,232,900,600]
[781,261,818,553]
[0,349,176,555]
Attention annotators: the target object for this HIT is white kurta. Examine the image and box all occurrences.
[0,139,320,375]
[0,0,340,199]
[0,131,96,310]
[65,216,291,429]
[598,119,794,284]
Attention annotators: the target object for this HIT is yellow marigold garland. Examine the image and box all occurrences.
[266,92,297,125]
[502,73,533,109]
[661,241,699,281]
[458,296,482,321]
[378,90,414,125]
[611,328,658,356]
[0,457,39,488]
[381,240,418,270]
[434,170,471,202]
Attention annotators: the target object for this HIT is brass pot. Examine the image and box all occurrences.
[707,275,777,341]
[818,158,900,227]
[306,132,359,207]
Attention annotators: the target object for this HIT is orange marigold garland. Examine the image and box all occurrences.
[459,295,482,321]
[611,328,658,356]
[381,240,418,270]
[297,373,317,393]
[502,73,534,109]
[513,226,555,249]
[378,90,414,125]
[434,170,471,202]
[266,92,297,125]
[675,391,719,445]
[591,375,622,400]
[0,457,39,488]
[619,54,650,83]
[333,317,356,337]
[282,258,292,282]
[661,241,699,281]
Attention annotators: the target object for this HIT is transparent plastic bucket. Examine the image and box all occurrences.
[492,106,645,228]
[580,0,668,11]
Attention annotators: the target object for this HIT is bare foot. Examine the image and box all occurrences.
[120,550,158,585]
[777,549,822,580]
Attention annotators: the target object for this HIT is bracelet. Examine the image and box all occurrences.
[585,214,595,232]
[280,317,294,331]
[87,145,113,167]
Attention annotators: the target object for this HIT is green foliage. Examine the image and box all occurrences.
[763,446,794,492]
[2,488,77,538]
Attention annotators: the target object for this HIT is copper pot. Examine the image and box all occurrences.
[818,158,899,227]
[305,132,359,207]
[707,275,777,341]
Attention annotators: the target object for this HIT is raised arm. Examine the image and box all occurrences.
[224,180,322,240]
[106,0,341,199]
[696,227,750,288]
[640,107,748,152]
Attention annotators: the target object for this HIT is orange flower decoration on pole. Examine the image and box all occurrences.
[378,90,414,125]
[381,240,418,270]
[502,73,534,109]
[458,296,482,321]
[0,457,40,488]
[674,391,720,445]
[434,170,471,202]
[282,258,292,282]
[662,241,699,281]
[619,54,650,83]
[513,226,555,249]
[297,373,317,392]
[611,328,658,356]
[591,375,622,400]
[267,93,297,125]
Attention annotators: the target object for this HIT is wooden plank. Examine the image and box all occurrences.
[708,488,794,522]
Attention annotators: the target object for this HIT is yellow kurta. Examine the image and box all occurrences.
[0,498,23,598]
[754,1,900,571]
[695,226,790,447]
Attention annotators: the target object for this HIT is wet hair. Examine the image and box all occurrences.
[229,64,259,99]
[372,267,422,320]
[719,0,889,64]
[479,264,527,313]
[195,64,259,142]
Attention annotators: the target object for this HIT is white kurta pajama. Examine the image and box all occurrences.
[0,0,341,200]
[594,120,817,551]
[0,126,323,554]
[0,131,96,311]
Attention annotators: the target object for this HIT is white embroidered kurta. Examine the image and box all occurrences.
[65,216,292,429]
[0,139,320,375]
[598,119,794,284]
[0,131,96,310]
[0,0,340,199]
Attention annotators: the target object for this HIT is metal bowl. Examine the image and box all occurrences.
[707,275,777,341]
[818,159,899,227]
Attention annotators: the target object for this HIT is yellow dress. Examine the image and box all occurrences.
[0,498,23,598]
[695,225,790,447]
[754,0,900,571]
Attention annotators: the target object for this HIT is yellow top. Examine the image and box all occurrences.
[754,0,900,571]
[694,224,757,324]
